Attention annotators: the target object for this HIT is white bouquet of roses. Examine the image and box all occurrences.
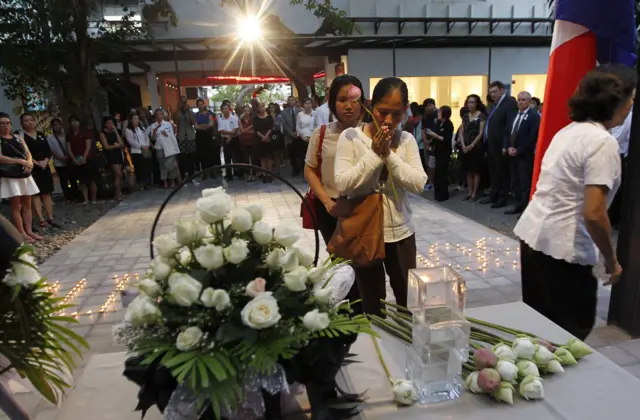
[117,187,373,419]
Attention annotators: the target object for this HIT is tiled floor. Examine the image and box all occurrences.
[7,176,640,420]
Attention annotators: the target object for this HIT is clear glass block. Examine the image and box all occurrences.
[407,267,466,314]
[406,309,470,405]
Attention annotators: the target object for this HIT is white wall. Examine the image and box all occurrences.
[148,0,550,39]
[348,46,549,95]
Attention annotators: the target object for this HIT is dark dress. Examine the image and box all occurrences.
[433,120,454,202]
[103,130,124,165]
[253,114,275,157]
[461,112,486,174]
[23,131,54,194]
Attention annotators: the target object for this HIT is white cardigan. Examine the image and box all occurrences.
[334,127,428,243]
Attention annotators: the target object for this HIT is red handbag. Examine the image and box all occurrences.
[300,125,326,230]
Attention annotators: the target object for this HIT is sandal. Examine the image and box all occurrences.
[39,220,50,228]
[470,196,478,202]
[462,195,472,201]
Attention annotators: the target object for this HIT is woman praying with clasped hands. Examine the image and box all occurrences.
[334,77,428,316]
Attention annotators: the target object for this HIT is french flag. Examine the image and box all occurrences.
[530,0,637,199]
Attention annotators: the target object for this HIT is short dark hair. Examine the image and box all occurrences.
[328,74,365,120]
[423,98,436,107]
[531,97,541,106]
[196,98,205,105]
[371,77,409,108]
[439,105,452,120]
[302,98,313,106]
[102,115,115,126]
[19,112,33,123]
[68,114,80,123]
[154,108,164,117]
[220,103,230,111]
[0,112,11,120]
[409,102,419,116]
[489,81,505,90]
[50,118,63,128]
[269,102,282,115]
[569,64,637,123]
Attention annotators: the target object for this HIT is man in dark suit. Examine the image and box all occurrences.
[481,81,518,208]
[282,96,302,176]
[504,91,540,215]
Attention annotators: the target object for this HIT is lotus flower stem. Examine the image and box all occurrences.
[463,362,476,372]
[381,309,413,331]
[373,314,412,337]
[371,336,394,385]
[470,326,508,342]
[467,317,560,347]
[470,331,503,345]
[370,315,412,344]
[380,300,411,316]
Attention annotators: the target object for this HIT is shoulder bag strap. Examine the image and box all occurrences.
[315,124,327,180]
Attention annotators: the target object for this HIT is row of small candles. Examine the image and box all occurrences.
[51,273,138,319]
[420,237,520,273]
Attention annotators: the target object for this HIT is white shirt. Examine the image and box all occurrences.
[334,127,428,243]
[296,111,315,140]
[124,126,149,154]
[218,114,239,139]
[314,103,331,129]
[610,110,632,157]
[147,121,180,157]
[514,122,621,266]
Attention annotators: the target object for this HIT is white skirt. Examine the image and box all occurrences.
[0,176,39,199]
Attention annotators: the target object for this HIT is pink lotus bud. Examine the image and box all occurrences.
[477,368,501,393]
[348,85,362,102]
[474,348,497,370]
[535,338,557,352]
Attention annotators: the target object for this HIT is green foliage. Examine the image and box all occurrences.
[0,245,89,404]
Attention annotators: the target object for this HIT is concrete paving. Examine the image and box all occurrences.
[6,176,640,420]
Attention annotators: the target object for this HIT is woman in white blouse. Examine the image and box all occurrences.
[124,114,152,189]
[515,64,636,340]
[334,77,428,316]
[296,98,315,142]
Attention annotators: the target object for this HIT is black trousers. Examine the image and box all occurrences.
[353,234,417,316]
[520,240,598,340]
[434,152,450,201]
[509,155,534,210]
[131,154,152,186]
[151,148,162,185]
[178,152,198,179]
[222,137,243,178]
[55,166,79,201]
[289,138,308,176]
[608,154,626,227]
[487,142,510,201]
[195,131,217,177]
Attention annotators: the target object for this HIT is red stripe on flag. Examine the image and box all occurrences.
[530,31,597,199]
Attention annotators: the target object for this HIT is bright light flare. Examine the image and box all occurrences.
[236,15,263,43]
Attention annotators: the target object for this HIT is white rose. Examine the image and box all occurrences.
[241,292,282,329]
[138,278,161,298]
[176,326,204,351]
[160,255,177,268]
[150,258,172,281]
[312,287,333,304]
[516,360,540,378]
[201,287,231,311]
[465,371,484,394]
[280,249,299,272]
[392,380,417,405]
[283,267,308,292]
[224,238,250,264]
[194,245,225,270]
[202,186,225,197]
[126,295,161,326]
[245,277,267,297]
[496,360,518,384]
[493,344,517,362]
[196,194,232,224]
[519,376,544,400]
[175,220,206,246]
[168,273,203,307]
[244,204,264,222]
[153,233,181,258]
[273,224,300,247]
[9,256,41,286]
[252,221,273,245]
[302,309,330,331]
[293,247,314,267]
[179,249,193,267]
[265,248,284,268]
[512,337,535,359]
[307,266,328,285]
[230,208,253,232]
